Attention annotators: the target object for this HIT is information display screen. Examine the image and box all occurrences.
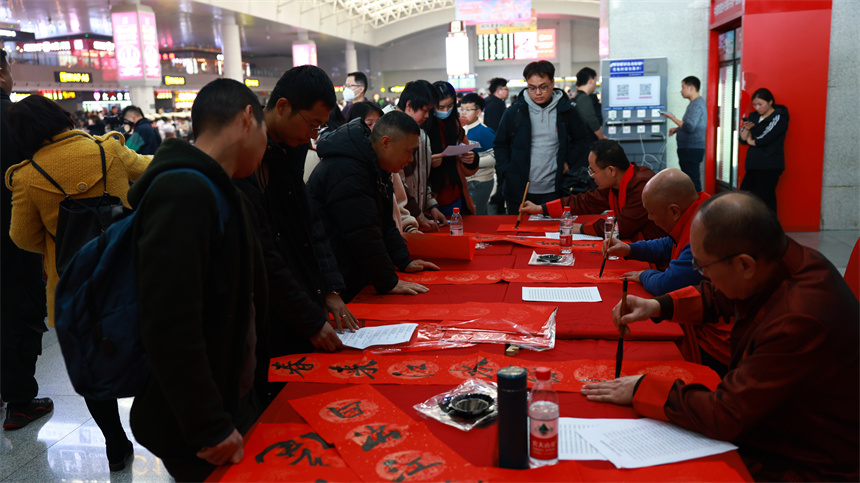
[606,75,661,108]
[477,29,555,62]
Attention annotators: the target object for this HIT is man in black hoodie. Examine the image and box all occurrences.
[129,79,269,481]
[121,105,161,155]
[308,112,439,302]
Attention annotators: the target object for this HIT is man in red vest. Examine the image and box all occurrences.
[520,139,666,241]
[603,168,730,376]
[582,192,860,482]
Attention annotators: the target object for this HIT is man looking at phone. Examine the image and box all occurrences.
[662,76,706,191]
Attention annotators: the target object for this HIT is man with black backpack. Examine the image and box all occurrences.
[128,78,269,481]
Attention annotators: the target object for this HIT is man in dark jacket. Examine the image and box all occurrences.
[308,112,439,302]
[233,65,358,361]
[483,77,508,132]
[129,79,269,481]
[121,105,161,155]
[494,61,591,214]
[0,48,51,430]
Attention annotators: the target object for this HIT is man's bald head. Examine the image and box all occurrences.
[642,168,699,211]
[695,191,787,262]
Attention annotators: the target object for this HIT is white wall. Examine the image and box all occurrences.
[821,0,859,230]
[606,0,711,170]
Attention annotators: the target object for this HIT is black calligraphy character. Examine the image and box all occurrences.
[385,456,444,482]
[300,432,334,449]
[329,360,378,379]
[255,433,334,465]
[271,356,314,378]
[327,400,364,419]
[255,439,301,463]
[391,363,435,378]
[354,425,402,451]
[290,448,328,466]
[451,357,495,380]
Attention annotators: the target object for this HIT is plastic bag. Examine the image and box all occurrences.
[528,250,575,266]
[414,378,498,431]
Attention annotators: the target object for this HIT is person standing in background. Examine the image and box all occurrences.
[341,71,368,118]
[121,105,162,155]
[663,76,707,191]
[483,77,508,131]
[459,93,496,215]
[739,88,789,213]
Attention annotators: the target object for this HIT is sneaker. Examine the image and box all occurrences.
[108,440,134,471]
[3,397,54,430]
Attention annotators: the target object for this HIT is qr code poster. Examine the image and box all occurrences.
[608,75,661,108]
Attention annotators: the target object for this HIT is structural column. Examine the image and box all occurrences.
[221,12,244,82]
[129,86,156,113]
[345,40,358,74]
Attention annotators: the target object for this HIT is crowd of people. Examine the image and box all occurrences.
[1,45,856,483]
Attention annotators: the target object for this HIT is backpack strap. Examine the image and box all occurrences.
[29,160,69,196]
[28,136,111,195]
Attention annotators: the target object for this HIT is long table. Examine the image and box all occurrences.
[209,215,752,482]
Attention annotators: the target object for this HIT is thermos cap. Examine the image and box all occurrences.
[497,366,527,390]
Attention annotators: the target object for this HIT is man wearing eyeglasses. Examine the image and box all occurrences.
[602,168,730,376]
[234,66,359,376]
[341,71,368,118]
[494,61,591,214]
[458,93,496,215]
[582,191,859,482]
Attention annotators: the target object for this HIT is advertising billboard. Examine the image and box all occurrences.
[112,11,143,80]
[456,0,531,25]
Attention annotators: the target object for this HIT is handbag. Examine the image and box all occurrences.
[29,138,125,277]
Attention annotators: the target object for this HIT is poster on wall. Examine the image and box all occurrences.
[456,0,531,25]
[111,11,143,80]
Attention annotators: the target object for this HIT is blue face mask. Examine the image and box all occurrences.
[434,108,452,120]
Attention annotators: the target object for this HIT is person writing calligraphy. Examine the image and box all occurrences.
[582,191,859,482]
[521,139,666,241]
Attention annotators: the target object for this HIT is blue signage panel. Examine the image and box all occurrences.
[609,59,645,77]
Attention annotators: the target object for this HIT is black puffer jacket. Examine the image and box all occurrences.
[307,120,411,302]
[741,104,790,171]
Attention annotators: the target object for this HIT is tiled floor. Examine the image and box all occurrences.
[2,230,857,483]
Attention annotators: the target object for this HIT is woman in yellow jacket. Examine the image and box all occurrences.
[5,94,149,471]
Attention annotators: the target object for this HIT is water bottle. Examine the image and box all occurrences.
[529,367,559,468]
[449,207,463,236]
[559,206,573,254]
[604,210,618,240]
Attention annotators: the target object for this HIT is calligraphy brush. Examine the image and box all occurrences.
[615,277,628,379]
[598,218,616,278]
[514,182,530,229]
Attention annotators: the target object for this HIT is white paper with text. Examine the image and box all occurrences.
[336,323,418,349]
[522,286,602,303]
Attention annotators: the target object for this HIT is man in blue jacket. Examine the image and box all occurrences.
[494,61,590,214]
[604,168,730,376]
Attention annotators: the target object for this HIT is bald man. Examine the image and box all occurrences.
[582,192,859,482]
[604,168,729,374]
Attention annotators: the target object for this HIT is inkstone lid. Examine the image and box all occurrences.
[497,366,527,390]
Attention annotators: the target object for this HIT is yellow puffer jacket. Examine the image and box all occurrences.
[5,130,151,325]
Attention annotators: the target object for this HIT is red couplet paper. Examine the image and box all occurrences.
[398,268,637,285]
[270,351,722,392]
[347,302,555,327]
[497,223,560,233]
[403,231,475,260]
[217,423,358,482]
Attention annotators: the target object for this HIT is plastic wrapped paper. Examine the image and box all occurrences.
[414,378,498,431]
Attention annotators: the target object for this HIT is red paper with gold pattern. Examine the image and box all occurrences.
[403,231,475,260]
[218,423,358,482]
[347,302,555,328]
[398,268,636,285]
[269,352,721,392]
[497,223,560,233]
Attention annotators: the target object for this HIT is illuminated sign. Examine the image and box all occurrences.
[155,90,173,99]
[92,41,115,52]
[139,12,161,79]
[163,75,186,85]
[476,10,537,35]
[112,11,143,80]
[54,71,92,83]
[477,28,555,62]
[20,40,72,53]
[10,92,30,102]
[38,90,77,100]
[456,0,531,25]
[0,29,17,37]
[446,34,469,76]
[449,21,465,34]
[92,91,130,101]
[292,43,317,67]
[477,34,514,61]
[244,78,260,87]
[389,85,405,94]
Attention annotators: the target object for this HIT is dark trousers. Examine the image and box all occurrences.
[678,148,705,192]
[0,316,44,405]
[740,169,783,213]
[504,192,560,215]
[84,398,128,447]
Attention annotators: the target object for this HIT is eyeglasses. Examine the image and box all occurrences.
[587,165,605,176]
[691,253,742,274]
[527,84,552,94]
[458,107,478,113]
[298,111,327,133]
[344,83,362,89]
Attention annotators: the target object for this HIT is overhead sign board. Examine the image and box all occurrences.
[54,71,93,83]
[456,0,531,25]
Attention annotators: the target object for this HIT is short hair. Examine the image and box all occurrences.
[266,65,337,112]
[459,93,485,111]
[369,110,420,144]
[347,100,384,123]
[696,191,786,262]
[751,87,775,104]
[433,81,456,103]
[682,76,701,92]
[575,67,597,87]
[590,139,630,170]
[397,80,438,113]
[121,105,143,119]
[488,77,508,94]
[347,71,368,89]
[0,49,8,69]
[192,78,264,138]
[523,61,555,81]
[7,95,76,158]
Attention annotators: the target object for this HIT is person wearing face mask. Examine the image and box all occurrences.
[341,71,368,118]
[423,81,479,216]
[739,88,789,214]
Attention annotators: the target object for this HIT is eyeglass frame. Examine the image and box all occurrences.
[527,84,552,94]
[691,253,747,274]
[344,83,363,90]
[298,111,327,133]
[458,107,479,113]
[587,164,606,176]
